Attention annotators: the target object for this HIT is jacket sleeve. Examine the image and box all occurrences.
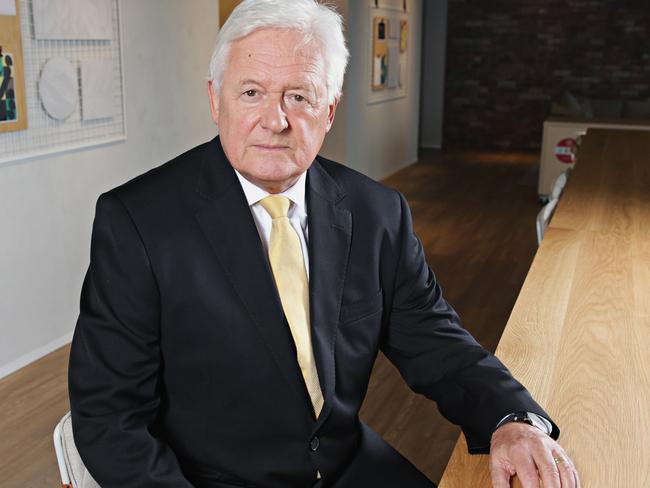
[68,193,194,487]
[380,192,559,454]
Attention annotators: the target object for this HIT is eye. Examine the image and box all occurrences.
[244,89,257,97]
[293,94,305,102]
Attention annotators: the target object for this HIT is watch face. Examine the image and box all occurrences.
[527,413,551,434]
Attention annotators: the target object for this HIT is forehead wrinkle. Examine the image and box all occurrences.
[241,35,322,60]
[227,32,327,101]
[244,53,322,73]
[236,60,323,93]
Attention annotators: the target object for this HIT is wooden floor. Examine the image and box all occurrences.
[0,343,71,487]
[0,149,542,487]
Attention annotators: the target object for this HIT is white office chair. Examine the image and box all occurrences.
[536,198,558,246]
[53,411,100,488]
[550,168,571,201]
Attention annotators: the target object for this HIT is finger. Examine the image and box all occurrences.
[531,449,561,488]
[512,456,543,488]
[553,453,576,488]
[574,467,582,488]
[489,464,512,488]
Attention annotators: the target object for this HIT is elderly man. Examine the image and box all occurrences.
[69,1,579,487]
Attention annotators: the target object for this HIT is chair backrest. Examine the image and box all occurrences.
[536,198,559,246]
[550,168,571,201]
[53,412,100,488]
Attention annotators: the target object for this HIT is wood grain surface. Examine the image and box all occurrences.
[552,129,650,235]
[0,344,70,487]
[440,130,650,487]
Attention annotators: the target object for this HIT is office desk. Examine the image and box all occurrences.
[439,130,650,487]
[550,129,650,235]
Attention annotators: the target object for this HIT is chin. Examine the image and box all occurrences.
[254,159,298,178]
[240,167,298,191]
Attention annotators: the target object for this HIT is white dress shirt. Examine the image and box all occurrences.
[234,170,310,279]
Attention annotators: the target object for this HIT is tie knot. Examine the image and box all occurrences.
[260,195,291,219]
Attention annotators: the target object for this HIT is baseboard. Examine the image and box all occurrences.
[0,331,73,380]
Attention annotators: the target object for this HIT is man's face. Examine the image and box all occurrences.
[208,28,338,193]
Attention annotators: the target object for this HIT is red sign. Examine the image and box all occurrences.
[555,138,576,164]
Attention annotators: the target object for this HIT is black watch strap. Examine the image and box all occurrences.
[495,412,552,434]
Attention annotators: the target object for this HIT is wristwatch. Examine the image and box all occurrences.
[495,412,552,435]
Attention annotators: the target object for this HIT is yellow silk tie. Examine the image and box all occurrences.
[259,195,324,417]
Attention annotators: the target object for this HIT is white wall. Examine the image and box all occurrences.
[419,0,448,149]
[0,0,424,378]
[0,0,219,378]
[321,0,423,180]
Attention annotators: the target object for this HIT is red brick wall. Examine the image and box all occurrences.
[443,0,650,150]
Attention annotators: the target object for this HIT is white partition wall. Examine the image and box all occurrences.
[0,0,219,378]
[321,0,423,181]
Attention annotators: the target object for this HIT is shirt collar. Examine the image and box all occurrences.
[234,169,307,213]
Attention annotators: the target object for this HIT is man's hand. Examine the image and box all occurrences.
[489,423,580,488]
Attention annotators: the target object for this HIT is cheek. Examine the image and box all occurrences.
[221,109,256,143]
[290,119,328,166]
[294,110,328,138]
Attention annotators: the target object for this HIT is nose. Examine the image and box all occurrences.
[260,95,288,133]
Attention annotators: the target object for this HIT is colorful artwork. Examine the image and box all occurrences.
[0,0,28,133]
[0,50,17,122]
[369,6,410,103]
[372,17,389,91]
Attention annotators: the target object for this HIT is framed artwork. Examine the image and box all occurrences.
[0,0,126,166]
[0,0,27,133]
[368,1,409,104]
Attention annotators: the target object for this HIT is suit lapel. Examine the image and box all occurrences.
[194,138,313,418]
[307,160,352,429]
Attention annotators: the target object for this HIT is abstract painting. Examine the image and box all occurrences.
[0,51,17,123]
[372,17,389,91]
[0,0,27,132]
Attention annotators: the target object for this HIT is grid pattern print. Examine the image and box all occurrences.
[0,0,126,165]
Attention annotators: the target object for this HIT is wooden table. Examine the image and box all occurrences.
[439,129,650,487]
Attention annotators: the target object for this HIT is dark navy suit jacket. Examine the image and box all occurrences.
[68,137,557,487]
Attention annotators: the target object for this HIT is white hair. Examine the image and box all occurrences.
[208,0,349,104]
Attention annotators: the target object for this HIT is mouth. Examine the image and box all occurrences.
[252,144,290,151]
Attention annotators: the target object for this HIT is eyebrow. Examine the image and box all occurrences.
[239,79,265,88]
[238,79,316,93]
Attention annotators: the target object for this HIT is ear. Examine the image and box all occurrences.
[207,80,220,126]
[325,97,339,133]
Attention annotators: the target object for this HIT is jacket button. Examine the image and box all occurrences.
[310,436,320,452]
